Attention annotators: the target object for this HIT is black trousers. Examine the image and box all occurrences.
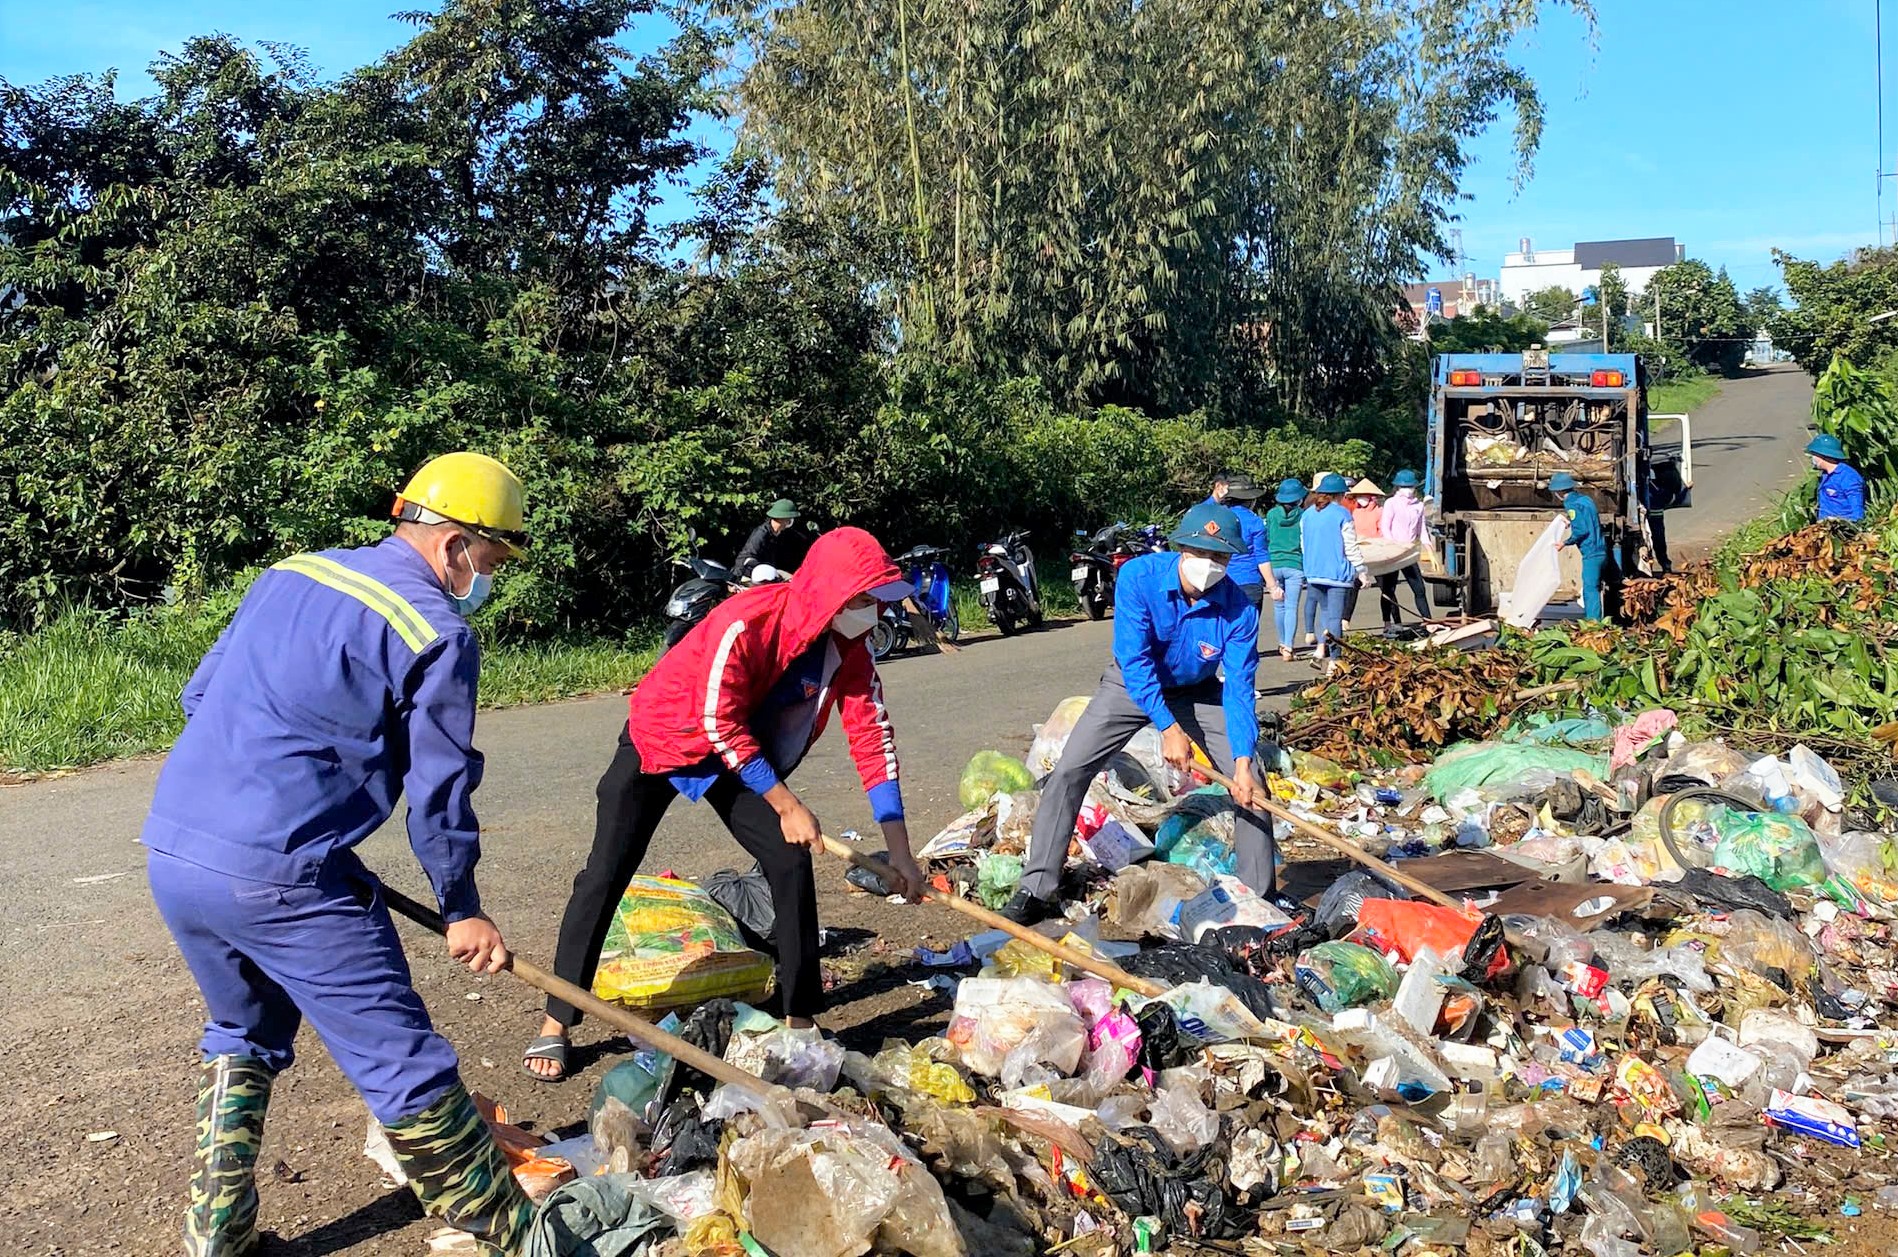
[546,727,822,1025]
[1375,564,1431,624]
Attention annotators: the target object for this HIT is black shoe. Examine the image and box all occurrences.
[998,890,1056,926]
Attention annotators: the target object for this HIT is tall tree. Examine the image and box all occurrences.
[1771,248,1898,374]
[1646,259,1748,374]
[720,0,1594,419]
[1520,286,1579,324]
[1743,285,1783,336]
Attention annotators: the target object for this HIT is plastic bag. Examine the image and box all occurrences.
[859,1039,976,1105]
[1089,1127,1249,1240]
[1288,750,1353,790]
[1422,741,1609,804]
[1586,931,1714,993]
[1152,788,1235,856]
[725,1024,846,1092]
[1720,909,1814,983]
[1293,942,1397,1013]
[1350,900,1484,967]
[1820,830,1898,902]
[1712,811,1826,891]
[589,1035,676,1125]
[1148,1079,1219,1155]
[991,789,1039,852]
[1165,830,1238,881]
[945,977,1087,1077]
[1107,861,1208,940]
[591,876,775,1012]
[1068,979,1142,1096]
[702,865,776,953]
[959,751,1035,810]
[1656,740,1754,790]
[973,851,1024,910]
[731,1121,965,1257]
[1026,696,1092,778]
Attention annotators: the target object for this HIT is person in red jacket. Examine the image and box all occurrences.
[524,527,927,1079]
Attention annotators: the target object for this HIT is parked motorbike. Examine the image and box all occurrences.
[869,544,959,660]
[976,530,1044,635]
[1069,521,1165,619]
[661,529,784,653]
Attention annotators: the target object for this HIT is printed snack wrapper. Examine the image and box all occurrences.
[1765,1089,1861,1148]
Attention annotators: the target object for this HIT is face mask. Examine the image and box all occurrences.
[447,538,493,616]
[832,603,879,638]
[1180,554,1227,591]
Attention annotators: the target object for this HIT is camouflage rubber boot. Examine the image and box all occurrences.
[183,1054,275,1257]
[380,1082,535,1256]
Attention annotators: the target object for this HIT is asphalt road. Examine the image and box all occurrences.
[1652,362,1814,558]
[0,363,1813,1254]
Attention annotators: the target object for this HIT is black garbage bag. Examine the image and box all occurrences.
[1090,1126,1249,1240]
[1134,1002,1189,1073]
[1672,867,1794,919]
[1314,871,1409,936]
[703,866,776,952]
[1458,914,1507,985]
[659,998,738,1102]
[1124,942,1278,1022]
[845,863,893,896]
[648,1093,722,1178]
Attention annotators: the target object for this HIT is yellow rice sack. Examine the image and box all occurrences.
[590,875,774,1012]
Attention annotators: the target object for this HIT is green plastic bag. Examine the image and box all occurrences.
[1293,941,1397,1013]
[1712,810,1827,891]
[1422,741,1610,803]
[975,851,1024,909]
[959,750,1035,810]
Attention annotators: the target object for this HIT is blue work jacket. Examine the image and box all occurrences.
[1111,552,1261,760]
[1205,496,1269,588]
[1562,491,1607,559]
[141,537,489,921]
[1819,462,1867,522]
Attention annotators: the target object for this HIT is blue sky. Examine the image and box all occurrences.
[0,0,1883,295]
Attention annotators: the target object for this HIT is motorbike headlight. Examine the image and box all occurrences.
[664,598,689,617]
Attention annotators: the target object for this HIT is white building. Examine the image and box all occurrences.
[1499,236,1684,308]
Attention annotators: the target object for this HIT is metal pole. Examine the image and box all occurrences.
[1882,0,1887,244]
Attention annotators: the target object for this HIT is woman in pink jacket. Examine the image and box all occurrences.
[1375,469,1433,634]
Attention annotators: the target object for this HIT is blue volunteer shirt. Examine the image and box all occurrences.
[1819,462,1867,522]
[1111,552,1261,760]
[1206,495,1269,588]
[141,537,489,921]
[1562,491,1607,559]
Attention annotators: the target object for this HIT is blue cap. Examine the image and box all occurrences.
[1316,473,1349,495]
[1169,501,1242,554]
[1275,477,1307,504]
[1549,472,1578,492]
[1806,433,1847,461]
[1392,469,1420,488]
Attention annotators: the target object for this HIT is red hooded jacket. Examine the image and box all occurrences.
[628,527,904,816]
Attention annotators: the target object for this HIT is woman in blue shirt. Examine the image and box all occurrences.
[1299,473,1370,669]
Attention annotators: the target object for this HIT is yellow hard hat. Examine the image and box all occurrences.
[392,452,527,555]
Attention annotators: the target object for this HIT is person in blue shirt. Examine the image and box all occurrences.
[1299,473,1370,669]
[1808,433,1867,522]
[1549,471,1613,621]
[1001,502,1273,924]
[1210,469,1272,612]
[142,453,537,1257]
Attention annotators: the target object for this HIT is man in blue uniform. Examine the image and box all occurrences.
[1002,502,1272,924]
[143,452,535,1257]
[1808,434,1867,522]
[1549,471,1612,621]
[1210,470,1271,611]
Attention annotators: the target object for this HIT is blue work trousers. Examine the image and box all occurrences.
[1270,567,1303,651]
[148,850,462,1125]
[1579,551,1610,621]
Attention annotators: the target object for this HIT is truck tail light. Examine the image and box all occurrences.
[1448,370,1482,386]
[1591,369,1626,387]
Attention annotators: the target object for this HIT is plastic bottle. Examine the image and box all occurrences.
[1692,1209,1762,1255]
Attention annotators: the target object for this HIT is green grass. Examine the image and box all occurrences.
[0,604,661,778]
[1647,374,1722,415]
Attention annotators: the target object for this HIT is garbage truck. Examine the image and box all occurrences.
[1422,349,1692,618]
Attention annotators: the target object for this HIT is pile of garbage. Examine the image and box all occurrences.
[430,699,1898,1256]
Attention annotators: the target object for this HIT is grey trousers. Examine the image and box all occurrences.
[1021,662,1278,899]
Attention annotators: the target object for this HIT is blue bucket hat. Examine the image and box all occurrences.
[1806,433,1847,461]
[1392,469,1420,488]
[1548,472,1578,492]
[1275,477,1307,504]
[1316,473,1349,495]
[1169,501,1241,554]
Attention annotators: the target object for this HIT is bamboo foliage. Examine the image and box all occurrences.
[719,0,1592,417]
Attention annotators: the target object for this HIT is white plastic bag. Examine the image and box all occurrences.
[1502,514,1567,629]
[946,977,1086,1077]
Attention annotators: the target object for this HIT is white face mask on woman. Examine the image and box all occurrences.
[1179,554,1228,592]
[831,603,880,638]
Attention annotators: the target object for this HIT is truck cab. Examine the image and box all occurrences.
[1423,350,1690,618]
